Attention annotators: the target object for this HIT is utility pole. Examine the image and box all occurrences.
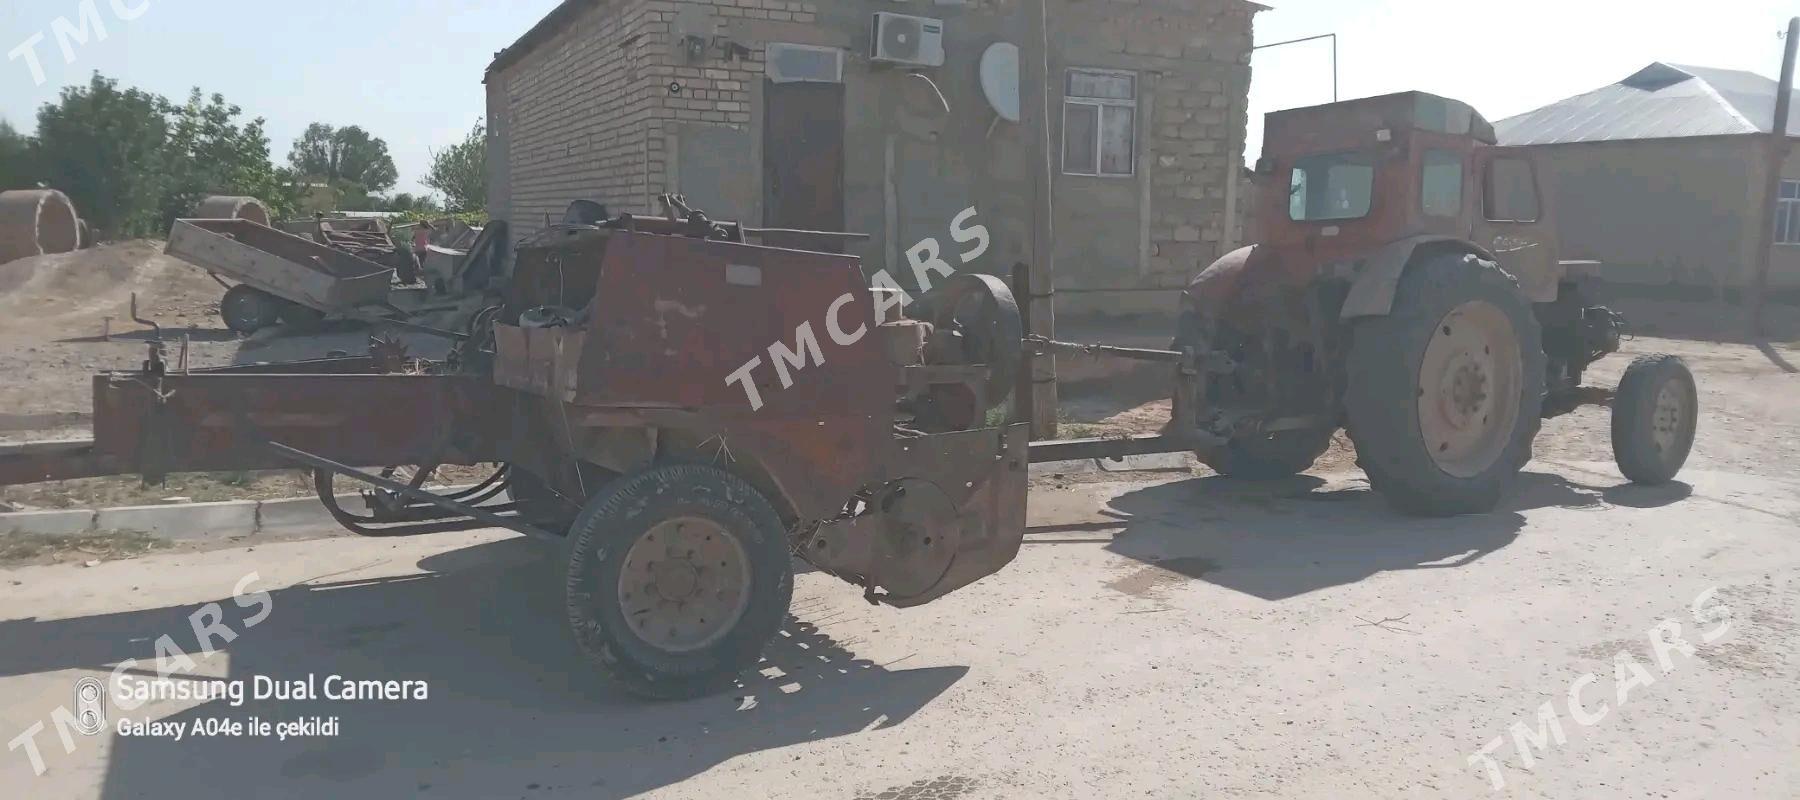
[1751,17,1799,337]
[1019,0,1059,438]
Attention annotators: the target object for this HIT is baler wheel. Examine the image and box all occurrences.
[563,464,792,700]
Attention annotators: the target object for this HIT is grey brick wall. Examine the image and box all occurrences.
[488,0,669,241]
[488,0,1256,313]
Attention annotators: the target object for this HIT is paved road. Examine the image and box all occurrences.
[1,461,1796,799]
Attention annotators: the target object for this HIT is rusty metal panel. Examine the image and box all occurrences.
[0,440,120,485]
[801,423,1031,607]
[496,325,587,401]
[90,373,499,475]
[577,232,892,418]
[493,325,530,391]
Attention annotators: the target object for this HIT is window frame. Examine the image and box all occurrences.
[1286,149,1378,223]
[1061,67,1137,178]
[1483,156,1542,224]
[1778,180,1800,246]
[1420,148,1465,219]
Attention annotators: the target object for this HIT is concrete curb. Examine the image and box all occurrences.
[3,497,311,542]
[95,500,257,541]
[2,455,1195,545]
[0,508,97,536]
[1,486,498,544]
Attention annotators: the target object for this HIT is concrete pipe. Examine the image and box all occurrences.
[192,195,272,226]
[0,189,81,264]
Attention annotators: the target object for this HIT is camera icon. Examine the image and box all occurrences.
[73,677,106,736]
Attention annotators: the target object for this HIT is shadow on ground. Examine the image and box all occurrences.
[0,539,964,799]
[1036,469,1693,602]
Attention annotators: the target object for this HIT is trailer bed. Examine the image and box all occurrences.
[166,218,394,313]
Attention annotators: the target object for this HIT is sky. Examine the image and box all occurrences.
[0,0,562,197]
[4,0,1800,197]
[1247,0,1800,157]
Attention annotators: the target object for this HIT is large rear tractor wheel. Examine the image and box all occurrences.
[1345,254,1545,516]
[563,464,792,700]
[1201,430,1335,480]
[221,284,282,334]
[1611,354,1697,485]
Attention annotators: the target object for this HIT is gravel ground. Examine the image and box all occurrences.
[0,300,1795,798]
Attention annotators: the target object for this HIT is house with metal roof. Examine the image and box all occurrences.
[1497,62,1800,293]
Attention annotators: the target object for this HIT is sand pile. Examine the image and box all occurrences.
[0,240,224,334]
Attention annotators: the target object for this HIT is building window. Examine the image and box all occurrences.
[1779,180,1800,245]
[1421,149,1464,217]
[1063,69,1135,177]
[766,43,844,84]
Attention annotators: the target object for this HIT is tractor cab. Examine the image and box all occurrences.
[1247,91,1562,302]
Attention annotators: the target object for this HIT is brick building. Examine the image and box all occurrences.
[484,0,1261,316]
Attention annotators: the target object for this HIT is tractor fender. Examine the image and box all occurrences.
[1183,244,1261,317]
[1339,235,1501,321]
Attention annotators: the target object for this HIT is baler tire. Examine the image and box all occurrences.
[1345,253,1545,517]
[1610,354,1697,485]
[1201,430,1334,480]
[563,463,792,700]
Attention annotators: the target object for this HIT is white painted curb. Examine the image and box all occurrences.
[1,486,500,544]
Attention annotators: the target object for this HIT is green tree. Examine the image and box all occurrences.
[377,192,442,214]
[33,74,170,236]
[157,89,288,228]
[425,120,487,213]
[0,120,40,189]
[288,123,399,194]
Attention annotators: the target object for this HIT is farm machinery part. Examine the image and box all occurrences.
[0,201,1028,700]
[1136,90,1698,513]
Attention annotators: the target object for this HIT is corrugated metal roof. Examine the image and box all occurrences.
[1496,62,1800,145]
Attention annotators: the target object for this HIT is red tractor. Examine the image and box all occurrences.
[1167,91,1697,515]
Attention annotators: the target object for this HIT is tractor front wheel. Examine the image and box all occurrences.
[1345,253,1545,516]
[1611,354,1698,485]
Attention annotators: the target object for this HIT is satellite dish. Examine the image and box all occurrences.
[979,42,1021,123]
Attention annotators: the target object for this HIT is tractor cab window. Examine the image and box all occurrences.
[1421,149,1464,217]
[1484,157,1540,222]
[1289,151,1375,221]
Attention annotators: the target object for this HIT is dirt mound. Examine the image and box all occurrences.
[0,240,224,335]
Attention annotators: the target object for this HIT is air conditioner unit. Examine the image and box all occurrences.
[871,12,946,68]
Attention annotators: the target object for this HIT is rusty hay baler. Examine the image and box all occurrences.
[1,203,1035,700]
